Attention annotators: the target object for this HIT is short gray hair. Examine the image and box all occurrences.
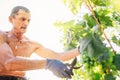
[10,6,30,17]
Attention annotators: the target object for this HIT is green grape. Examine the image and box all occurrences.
[93,73,101,80]
[82,55,91,63]
[94,65,104,74]
[84,63,90,69]
[90,60,94,66]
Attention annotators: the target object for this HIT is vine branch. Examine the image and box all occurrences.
[84,0,116,54]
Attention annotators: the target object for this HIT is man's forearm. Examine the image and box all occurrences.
[59,48,79,61]
[4,57,46,71]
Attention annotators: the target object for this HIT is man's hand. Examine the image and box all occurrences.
[46,59,73,79]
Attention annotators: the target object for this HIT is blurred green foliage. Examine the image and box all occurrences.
[54,0,120,80]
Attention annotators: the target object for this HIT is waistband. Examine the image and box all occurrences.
[0,76,27,80]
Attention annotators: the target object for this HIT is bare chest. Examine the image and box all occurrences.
[7,38,35,57]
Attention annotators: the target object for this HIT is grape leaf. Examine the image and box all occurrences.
[104,73,116,80]
[113,54,120,70]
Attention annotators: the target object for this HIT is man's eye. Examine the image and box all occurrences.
[28,19,30,22]
[22,18,26,21]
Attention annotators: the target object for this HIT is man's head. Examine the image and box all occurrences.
[10,6,30,18]
[9,6,31,38]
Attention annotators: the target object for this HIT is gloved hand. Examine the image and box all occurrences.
[46,59,73,79]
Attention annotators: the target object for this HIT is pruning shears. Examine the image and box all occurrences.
[65,57,83,79]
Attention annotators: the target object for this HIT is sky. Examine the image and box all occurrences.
[0,0,73,80]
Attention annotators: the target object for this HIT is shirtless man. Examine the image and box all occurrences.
[0,6,79,80]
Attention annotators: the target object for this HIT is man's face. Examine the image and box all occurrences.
[10,9,31,37]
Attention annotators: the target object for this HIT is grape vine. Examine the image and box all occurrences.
[54,0,120,80]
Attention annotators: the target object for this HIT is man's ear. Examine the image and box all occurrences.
[9,16,13,23]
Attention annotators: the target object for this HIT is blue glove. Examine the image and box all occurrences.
[46,59,72,79]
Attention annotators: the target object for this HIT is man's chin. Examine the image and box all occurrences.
[16,33,24,39]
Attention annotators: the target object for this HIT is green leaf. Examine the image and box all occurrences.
[84,14,96,28]
[78,36,92,54]
[99,16,113,27]
[87,43,94,58]
[94,8,113,27]
[63,0,83,14]
[104,73,116,80]
[91,33,107,57]
[112,35,120,46]
[92,0,111,6]
[113,54,120,70]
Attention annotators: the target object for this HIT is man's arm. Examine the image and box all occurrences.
[0,32,72,78]
[0,31,46,71]
[0,42,72,78]
[0,43,46,71]
[34,42,80,61]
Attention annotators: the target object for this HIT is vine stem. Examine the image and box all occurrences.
[84,0,116,55]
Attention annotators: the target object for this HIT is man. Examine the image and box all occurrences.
[0,6,79,80]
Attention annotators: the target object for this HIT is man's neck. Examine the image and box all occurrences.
[10,30,23,41]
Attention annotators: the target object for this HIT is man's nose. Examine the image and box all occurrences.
[24,20,29,26]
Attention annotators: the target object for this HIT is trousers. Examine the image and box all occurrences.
[0,76,27,80]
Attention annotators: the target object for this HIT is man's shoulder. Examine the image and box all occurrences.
[23,36,43,48]
[0,30,7,44]
[0,30,7,37]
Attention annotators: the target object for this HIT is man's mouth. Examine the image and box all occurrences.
[20,26,27,29]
